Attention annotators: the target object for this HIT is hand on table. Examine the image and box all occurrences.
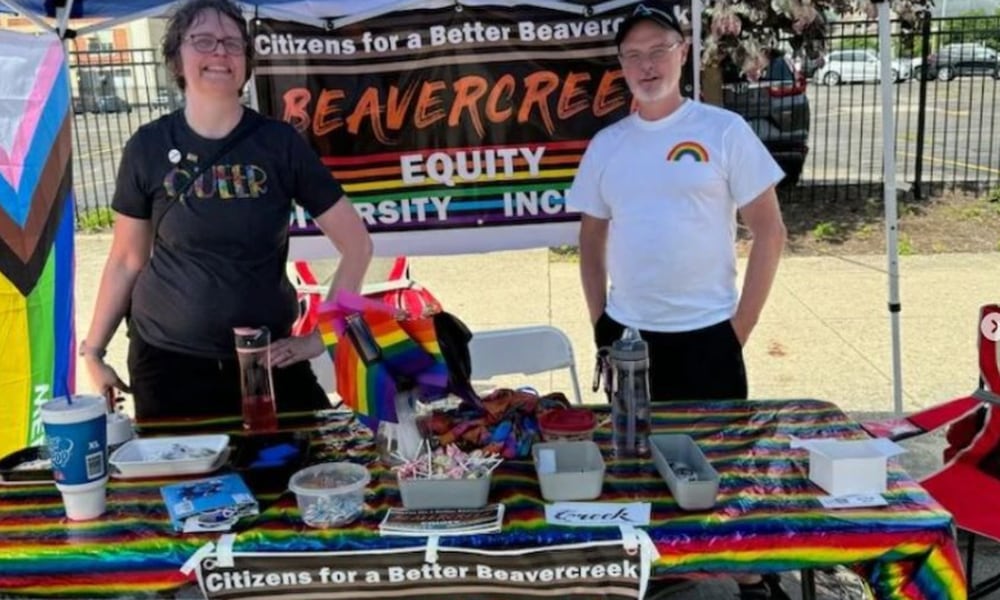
[268,330,324,369]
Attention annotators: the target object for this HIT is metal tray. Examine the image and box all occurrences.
[0,446,54,486]
[109,435,230,479]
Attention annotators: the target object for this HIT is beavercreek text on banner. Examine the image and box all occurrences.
[252,5,639,257]
[192,539,649,599]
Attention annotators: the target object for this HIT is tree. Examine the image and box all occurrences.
[938,9,1000,50]
[696,0,932,79]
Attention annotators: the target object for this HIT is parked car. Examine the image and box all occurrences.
[152,88,184,110]
[79,95,132,114]
[722,52,810,186]
[796,54,825,78]
[814,49,912,85]
[917,43,999,81]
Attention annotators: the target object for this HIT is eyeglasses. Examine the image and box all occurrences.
[619,40,685,67]
[186,34,247,56]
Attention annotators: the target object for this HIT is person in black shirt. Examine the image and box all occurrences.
[81,0,372,420]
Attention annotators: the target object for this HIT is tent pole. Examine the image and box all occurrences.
[330,0,451,30]
[55,0,74,38]
[0,0,55,32]
[591,0,640,14]
[691,0,702,101]
[74,7,173,36]
[514,0,587,13]
[876,0,903,415]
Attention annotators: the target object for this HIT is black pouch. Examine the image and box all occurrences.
[433,311,477,402]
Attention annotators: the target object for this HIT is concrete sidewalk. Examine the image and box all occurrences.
[73,236,999,598]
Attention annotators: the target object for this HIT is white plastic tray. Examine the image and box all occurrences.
[532,441,605,502]
[109,435,230,479]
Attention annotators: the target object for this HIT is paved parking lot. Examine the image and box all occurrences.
[805,76,1000,186]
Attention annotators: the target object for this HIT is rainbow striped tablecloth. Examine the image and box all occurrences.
[0,399,964,599]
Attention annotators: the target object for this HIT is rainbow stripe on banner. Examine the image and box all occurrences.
[321,140,588,233]
[0,31,74,457]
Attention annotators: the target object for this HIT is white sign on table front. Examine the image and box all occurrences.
[544,502,651,527]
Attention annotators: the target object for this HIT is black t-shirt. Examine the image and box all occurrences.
[112,108,342,358]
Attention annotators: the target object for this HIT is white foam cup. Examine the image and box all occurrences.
[60,478,108,520]
[40,395,109,520]
[106,412,134,449]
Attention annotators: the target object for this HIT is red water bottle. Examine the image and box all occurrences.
[234,326,278,433]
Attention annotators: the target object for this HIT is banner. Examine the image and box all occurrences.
[253,5,638,257]
[193,539,648,599]
[0,31,74,457]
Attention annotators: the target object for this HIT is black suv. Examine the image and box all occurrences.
[918,43,999,81]
[722,53,811,185]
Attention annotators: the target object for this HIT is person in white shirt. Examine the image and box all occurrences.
[569,1,787,404]
[568,4,788,598]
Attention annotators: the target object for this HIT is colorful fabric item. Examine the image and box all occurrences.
[318,290,449,428]
[0,31,74,457]
[419,389,573,459]
[0,400,963,600]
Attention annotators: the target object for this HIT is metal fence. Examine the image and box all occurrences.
[793,13,1000,202]
[69,15,1000,229]
[69,48,180,228]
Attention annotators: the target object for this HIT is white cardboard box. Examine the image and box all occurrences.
[791,437,906,497]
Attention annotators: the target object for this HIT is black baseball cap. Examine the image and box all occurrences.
[615,1,685,47]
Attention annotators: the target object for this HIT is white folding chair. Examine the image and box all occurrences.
[468,325,583,405]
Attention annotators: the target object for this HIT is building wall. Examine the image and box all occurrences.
[0,16,168,106]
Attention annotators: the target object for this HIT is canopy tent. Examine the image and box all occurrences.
[0,0,906,425]
[0,0,664,33]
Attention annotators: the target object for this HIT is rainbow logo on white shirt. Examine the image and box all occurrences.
[666,141,709,163]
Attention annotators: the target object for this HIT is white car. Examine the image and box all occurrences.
[814,49,911,85]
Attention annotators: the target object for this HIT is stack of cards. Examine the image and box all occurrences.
[379,504,504,537]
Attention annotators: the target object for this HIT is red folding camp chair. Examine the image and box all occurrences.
[864,303,1000,599]
[289,256,417,337]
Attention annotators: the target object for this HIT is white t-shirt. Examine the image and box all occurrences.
[567,100,784,332]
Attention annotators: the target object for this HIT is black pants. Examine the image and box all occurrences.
[127,332,332,421]
[594,312,747,402]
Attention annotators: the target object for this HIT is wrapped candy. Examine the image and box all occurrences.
[393,442,503,481]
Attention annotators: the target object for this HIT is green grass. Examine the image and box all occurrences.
[855,223,877,240]
[811,221,840,242]
[948,193,1000,221]
[549,245,580,262]
[988,186,1000,204]
[76,207,114,232]
[898,233,914,256]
